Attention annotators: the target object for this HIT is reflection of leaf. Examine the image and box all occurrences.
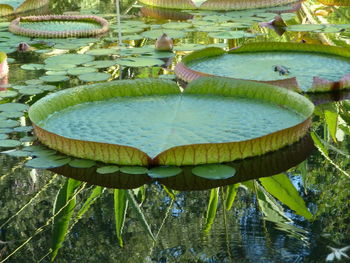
[51,179,82,261]
[76,186,103,220]
[225,184,239,210]
[204,188,219,232]
[114,189,128,247]
[126,190,155,241]
[260,174,313,220]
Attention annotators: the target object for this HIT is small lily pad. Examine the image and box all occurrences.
[1,149,33,157]
[0,111,23,118]
[19,87,44,95]
[85,48,119,56]
[39,75,70,83]
[147,166,182,178]
[20,64,44,70]
[120,166,148,175]
[192,164,236,180]
[0,128,13,133]
[67,67,97,76]
[69,159,96,168]
[13,126,33,132]
[84,60,117,68]
[0,103,28,112]
[26,156,71,169]
[0,90,18,98]
[25,79,43,85]
[115,57,164,67]
[208,31,248,39]
[286,24,325,32]
[0,119,19,128]
[44,54,95,66]
[142,29,185,39]
[0,134,8,139]
[96,165,120,174]
[0,139,21,147]
[45,64,76,71]
[45,70,68,76]
[78,72,110,82]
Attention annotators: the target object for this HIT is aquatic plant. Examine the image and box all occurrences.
[28,77,313,166]
[175,42,350,93]
[318,0,350,6]
[9,14,109,38]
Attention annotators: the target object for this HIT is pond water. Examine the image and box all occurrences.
[1,0,350,262]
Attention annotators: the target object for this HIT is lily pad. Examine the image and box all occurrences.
[26,156,71,169]
[44,54,94,66]
[28,78,313,166]
[147,166,182,178]
[115,57,164,67]
[0,119,19,128]
[19,87,44,95]
[120,166,149,175]
[142,29,185,39]
[21,64,44,70]
[96,165,120,174]
[0,103,28,112]
[78,72,110,82]
[0,134,8,139]
[192,164,236,179]
[39,75,70,83]
[69,159,96,168]
[0,139,21,147]
[85,48,119,56]
[208,31,253,39]
[286,24,326,32]
[176,43,350,93]
[0,90,18,98]
[0,111,23,118]
[67,67,97,76]
[84,60,117,69]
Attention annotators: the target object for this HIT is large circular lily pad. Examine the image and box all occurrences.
[29,78,313,166]
[9,15,109,38]
[175,42,350,93]
[138,0,298,10]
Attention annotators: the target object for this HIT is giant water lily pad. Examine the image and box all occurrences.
[175,42,350,93]
[28,78,313,166]
[138,0,299,10]
[9,15,109,38]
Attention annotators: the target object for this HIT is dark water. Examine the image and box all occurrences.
[0,0,350,262]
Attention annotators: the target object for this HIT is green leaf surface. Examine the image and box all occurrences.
[147,166,182,178]
[44,54,94,66]
[26,156,71,169]
[51,179,82,261]
[114,189,128,247]
[76,186,103,220]
[225,184,239,210]
[0,103,28,112]
[204,188,219,232]
[69,159,96,168]
[259,174,313,220]
[0,139,21,147]
[78,72,111,82]
[192,164,236,180]
[120,166,148,175]
[96,165,120,174]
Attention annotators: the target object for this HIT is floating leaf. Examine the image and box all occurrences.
[0,111,23,118]
[192,164,236,179]
[115,57,164,67]
[44,54,94,66]
[142,29,185,39]
[26,156,71,169]
[0,103,28,112]
[85,48,119,56]
[39,75,70,83]
[147,166,182,178]
[0,139,20,147]
[69,159,96,168]
[67,67,97,76]
[20,63,44,70]
[78,72,110,82]
[0,90,18,98]
[84,60,117,69]
[286,24,325,32]
[96,165,120,174]
[120,166,148,175]
[0,119,19,128]
[2,149,33,157]
[19,87,44,95]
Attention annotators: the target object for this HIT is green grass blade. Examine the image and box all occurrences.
[225,184,239,211]
[114,189,128,247]
[204,188,219,233]
[259,174,313,220]
[51,179,82,262]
